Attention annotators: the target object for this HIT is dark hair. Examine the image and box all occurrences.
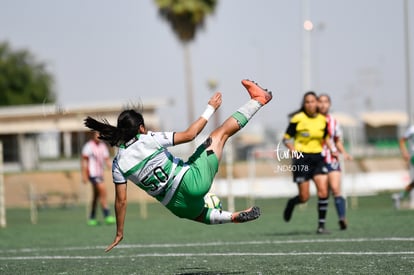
[288,91,318,118]
[318,93,331,103]
[84,109,145,147]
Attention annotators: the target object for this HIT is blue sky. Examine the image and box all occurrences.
[0,0,413,133]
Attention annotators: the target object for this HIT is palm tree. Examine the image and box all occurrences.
[154,0,217,125]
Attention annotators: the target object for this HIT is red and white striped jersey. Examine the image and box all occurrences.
[322,114,342,164]
[82,140,110,178]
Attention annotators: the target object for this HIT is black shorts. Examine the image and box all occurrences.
[89,176,104,184]
[292,153,327,183]
[326,161,341,172]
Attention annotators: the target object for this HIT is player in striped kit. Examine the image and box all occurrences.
[84,79,272,252]
[81,131,116,226]
[318,94,352,230]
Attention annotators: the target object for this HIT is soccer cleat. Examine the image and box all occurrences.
[105,215,116,225]
[339,219,347,230]
[241,79,273,105]
[316,227,330,234]
[87,219,99,226]
[283,199,295,222]
[231,206,261,223]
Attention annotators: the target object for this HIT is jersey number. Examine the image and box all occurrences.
[140,166,169,193]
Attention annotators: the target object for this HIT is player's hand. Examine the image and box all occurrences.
[344,153,353,161]
[331,150,340,159]
[208,92,222,110]
[105,234,123,253]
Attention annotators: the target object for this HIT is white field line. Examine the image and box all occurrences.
[0,237,413,261]
[1,237,413,254]
[1,251,414,261]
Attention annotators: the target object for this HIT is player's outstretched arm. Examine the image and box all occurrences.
[105,183,127,252]
[174,92,222,145]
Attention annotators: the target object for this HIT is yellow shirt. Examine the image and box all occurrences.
[284,112,327,153]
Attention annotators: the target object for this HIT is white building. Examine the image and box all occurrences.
[0,100,169,171]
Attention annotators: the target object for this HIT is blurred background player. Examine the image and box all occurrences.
[81,131,115,226]
[318,94,352,230]
[282,91,330,234]
[393,125,414,209]
[83,79,272,252]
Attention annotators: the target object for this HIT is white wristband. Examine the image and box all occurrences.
[201,104,215,120]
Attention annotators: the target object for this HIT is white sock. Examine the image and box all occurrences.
[237,99,262,121]
[208,209,233,224]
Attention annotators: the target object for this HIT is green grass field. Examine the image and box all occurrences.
[1,193,413,274]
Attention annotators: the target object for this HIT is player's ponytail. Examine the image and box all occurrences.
[84,117,120,146]
[84,109,145,147]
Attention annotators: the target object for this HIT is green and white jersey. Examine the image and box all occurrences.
[112,131,189,205]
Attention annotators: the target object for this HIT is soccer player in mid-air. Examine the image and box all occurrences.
[84,79,273,252]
